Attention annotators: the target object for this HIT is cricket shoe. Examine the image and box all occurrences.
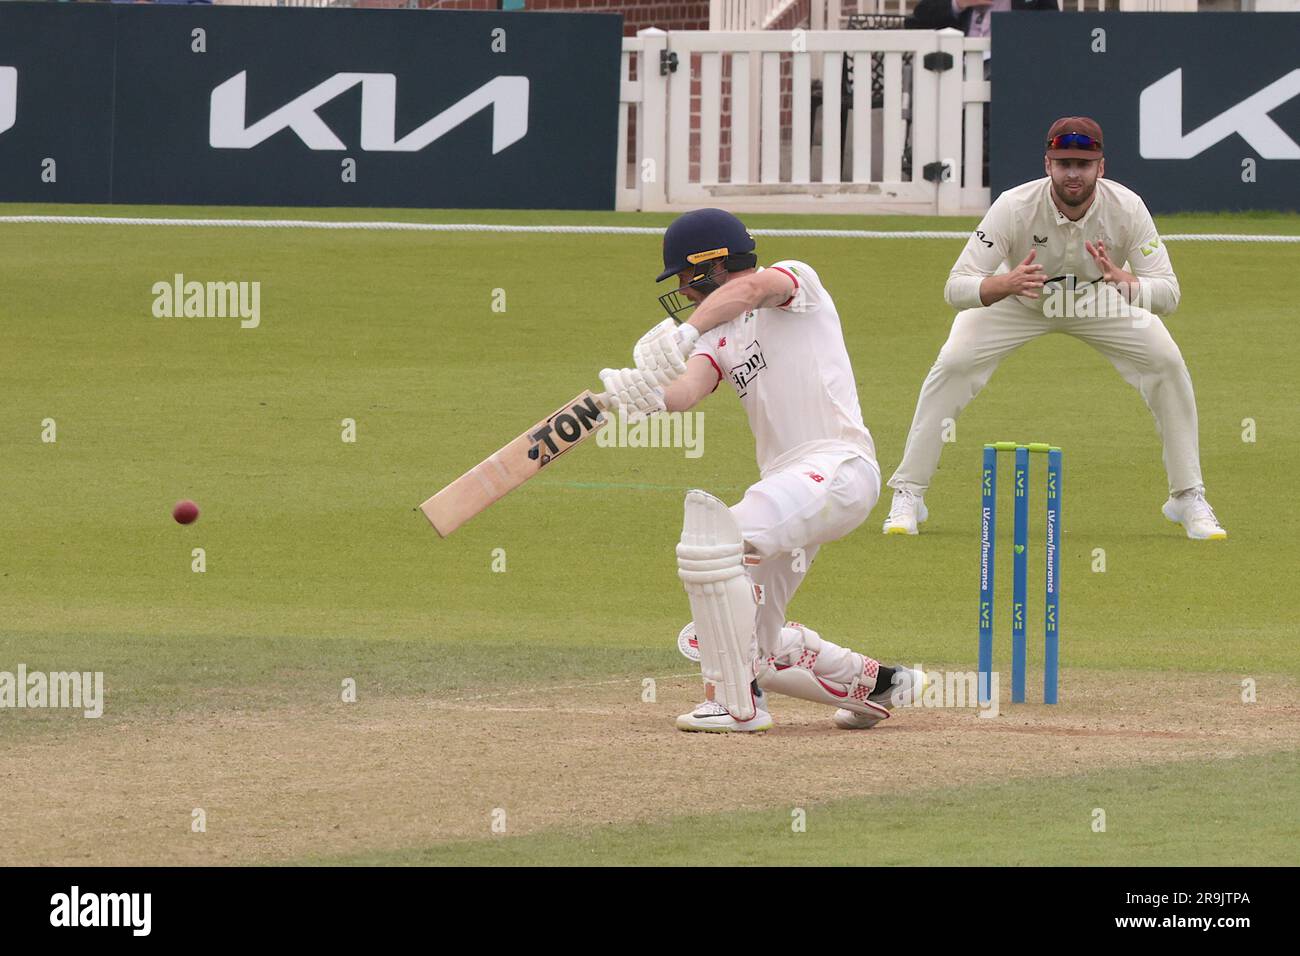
[676,692,773,733]
[833,665,927,730]
[1162,490,1227,540]
[882,489,928,535]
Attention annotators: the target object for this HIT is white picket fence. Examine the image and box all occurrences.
[710,1,1202,19]
[617,27,988,215]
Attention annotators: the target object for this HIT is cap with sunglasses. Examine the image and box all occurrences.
[1045,117,1104,159]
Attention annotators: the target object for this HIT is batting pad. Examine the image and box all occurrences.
[758,665,890,722]
[756,624,889,720]
[677,490,759,722]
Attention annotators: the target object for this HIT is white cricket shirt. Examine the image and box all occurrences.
[945,177,1180,316]
[689,261,877,477]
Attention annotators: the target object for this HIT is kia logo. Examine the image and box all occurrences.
[0,67,16,135]
[1140,68,1300,160]
[209,71,529,153]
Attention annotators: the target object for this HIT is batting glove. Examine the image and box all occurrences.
[599,367,666,419]
[633,318,700,387]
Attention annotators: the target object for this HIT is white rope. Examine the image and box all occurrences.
[1,215,1298,242]
[0,216,664,234]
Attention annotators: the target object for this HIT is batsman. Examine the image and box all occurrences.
[600,209,924,733]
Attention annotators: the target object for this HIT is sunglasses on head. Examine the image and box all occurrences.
[1046,132,1102,151]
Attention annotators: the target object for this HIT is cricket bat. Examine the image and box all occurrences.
[419,389,611,537]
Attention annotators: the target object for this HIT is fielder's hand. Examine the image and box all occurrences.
[1005,250,1046,299]
[633,318,700,386]
[980,251,1045,306]
[599,367,666,419]
[1085,241,1139,298]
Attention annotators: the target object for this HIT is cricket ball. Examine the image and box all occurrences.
[172,500,200,525]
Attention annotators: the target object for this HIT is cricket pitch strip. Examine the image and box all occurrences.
[0,669,1296,866]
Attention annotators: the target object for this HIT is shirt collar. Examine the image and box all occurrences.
[1046,180,1102,227]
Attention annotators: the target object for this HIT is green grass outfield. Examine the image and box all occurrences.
[1,204,1297,864]
[319,751,1300,867]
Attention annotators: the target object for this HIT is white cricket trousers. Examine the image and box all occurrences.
[730,452,880,685]
[888,292,1205,496]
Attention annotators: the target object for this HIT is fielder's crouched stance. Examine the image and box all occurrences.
[601,209,924,733]
[882,116,1226,541]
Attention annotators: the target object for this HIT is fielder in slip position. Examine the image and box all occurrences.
[599,208,924,733]
[882,116,1227,540]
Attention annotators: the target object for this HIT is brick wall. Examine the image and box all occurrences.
[771,1,810,182]
[385,1,711,34]
[701,1,812,184]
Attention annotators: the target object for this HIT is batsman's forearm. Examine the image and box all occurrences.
[663,356,719,412]
[663,378,693,413]
[686,281,759,335]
